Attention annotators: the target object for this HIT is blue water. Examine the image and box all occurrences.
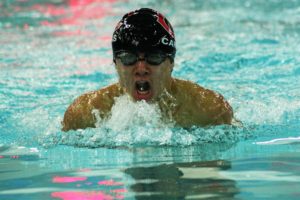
[1,0,300,199]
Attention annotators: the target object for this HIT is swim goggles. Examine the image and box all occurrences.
[115,51,171,66]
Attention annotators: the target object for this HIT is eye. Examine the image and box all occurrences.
[146,53,166,65]
[117,51,132,58]
[117,51,137,66]
[147,53,162,59]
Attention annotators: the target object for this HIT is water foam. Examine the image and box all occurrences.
[42,95,247,148]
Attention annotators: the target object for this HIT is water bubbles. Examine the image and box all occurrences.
[45,95,246,148]
[105,95,164,131]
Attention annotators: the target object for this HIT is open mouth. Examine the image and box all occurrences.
[134,81,152,100]
[136,81,150,93]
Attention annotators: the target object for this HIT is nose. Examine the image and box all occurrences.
[134,54,150,76]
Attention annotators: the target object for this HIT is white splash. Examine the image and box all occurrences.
[255,137,300,145]
[105,95,166,131]
[42,95,244,148]
[88,95,175,146]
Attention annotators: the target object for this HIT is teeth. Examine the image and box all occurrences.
[136,81,150,92]
[139,85,146,91]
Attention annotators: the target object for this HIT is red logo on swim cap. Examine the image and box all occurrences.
[114,21,122,31]
[156,13,175,38]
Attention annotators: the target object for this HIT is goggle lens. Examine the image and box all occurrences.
[116,51,168,66]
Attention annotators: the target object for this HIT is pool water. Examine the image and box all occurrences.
[1,0,300,199]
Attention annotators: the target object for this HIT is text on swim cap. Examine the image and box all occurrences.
[161,35,175,47]
[112,33,117,42]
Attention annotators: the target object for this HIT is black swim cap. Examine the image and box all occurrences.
[112,8,176,58]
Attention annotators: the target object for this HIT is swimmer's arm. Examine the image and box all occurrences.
[62,94,96,131]
[172,79,233,127]
[206,92,233,125]
[190,85,233,126]
[211,99,233,125]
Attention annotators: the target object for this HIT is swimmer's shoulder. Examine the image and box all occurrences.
[75,83,123,109]
[62,91,96,131]
[172,78,206,92]
[173,78,229,105]
[172,78,233,126]
[62,83,123,131]
[94,83,124,102]
[172,78,210,100]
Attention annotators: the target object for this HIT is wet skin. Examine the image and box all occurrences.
[62,55,233,131]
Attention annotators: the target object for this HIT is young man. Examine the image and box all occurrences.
[62,8,233,131]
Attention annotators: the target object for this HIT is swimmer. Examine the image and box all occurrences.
[62,8,234,131]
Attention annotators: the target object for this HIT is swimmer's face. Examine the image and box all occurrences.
[115,51,174,102]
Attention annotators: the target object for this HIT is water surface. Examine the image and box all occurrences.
[1,0,300,199]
